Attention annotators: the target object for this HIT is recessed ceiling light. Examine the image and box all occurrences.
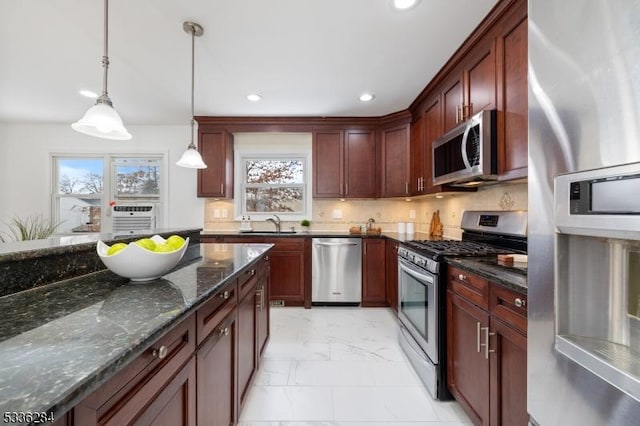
[79,90,98,99]
[392,0,421,10]
[359,93,375,102]
[247,93,262,102]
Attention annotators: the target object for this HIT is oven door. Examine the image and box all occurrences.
[398,258,438,363]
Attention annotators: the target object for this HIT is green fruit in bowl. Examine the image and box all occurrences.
[166,235,186,249]
[134,238,157,251]
[154,243,176,253]
[107,243,127,256]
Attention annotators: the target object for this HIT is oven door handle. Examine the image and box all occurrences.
[399,260,434,284]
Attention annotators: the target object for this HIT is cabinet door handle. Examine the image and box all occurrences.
[220,183,223,194]
[405,182,409,194]
[152,345,168,359]
[220,290,230,300]
[345,183,348,196]
[256,288,264,310]
[515,298,526,308]
[476,321,481,353]
[480,326,496,359]
[456,105,461,123]
[246,269,256,276]
[218,327,229,337]
[458,273,467,281]
[264,255,269,262]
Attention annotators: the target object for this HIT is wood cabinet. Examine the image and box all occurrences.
[446,265,528,426]
[362,238,386,307]
[381,124,411,197]
[464,39,497,118]
[256,253,271,357]
[74,316,197,426]
[197,309,237,426]
[313,129,378,198]
[441,70,465,133]
[496,0,528,181]
[197,129,234,198]
[237,269,258,410]
[221,236,309,308]
[385,239,399,311]
[70,253,271,426]
[409,115,426,195]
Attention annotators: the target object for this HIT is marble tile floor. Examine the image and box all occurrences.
[238,307,472,426]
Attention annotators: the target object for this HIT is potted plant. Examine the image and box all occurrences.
[300,219,311,232]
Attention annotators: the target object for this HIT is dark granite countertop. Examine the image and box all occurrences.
[0,228,202,261]
[446,256,527,294]
[0,242,271,423]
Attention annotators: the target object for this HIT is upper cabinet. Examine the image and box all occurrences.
[313,129,378,198]
[496,0,528,181]
[381,120,411,197]
[410,0,527,185]
[197,129,234,198]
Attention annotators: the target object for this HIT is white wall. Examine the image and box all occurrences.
[0,123,203,233]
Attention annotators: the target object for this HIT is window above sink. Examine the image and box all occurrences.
[233,133,312,221]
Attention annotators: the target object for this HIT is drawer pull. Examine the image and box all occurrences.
[264,255,269,261]
[247,269,256,276]
[152,345,168,359]
[458,274,467,281]
[218,327,230,337]
[515,298,526,308]
[220,290,230,300]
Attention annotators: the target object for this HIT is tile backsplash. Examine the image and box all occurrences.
[204,182,528,238]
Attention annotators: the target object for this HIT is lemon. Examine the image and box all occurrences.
[166,235,186,249]
[154,243,175,253]
[107,242,127,256]
[134,238,157,251]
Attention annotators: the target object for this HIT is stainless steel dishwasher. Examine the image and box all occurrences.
[312,238,362,305]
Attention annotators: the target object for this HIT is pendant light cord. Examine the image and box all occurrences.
[189,25,196,149]
[99,0,112,106]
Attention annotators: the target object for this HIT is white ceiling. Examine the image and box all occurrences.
[0,0,498,125]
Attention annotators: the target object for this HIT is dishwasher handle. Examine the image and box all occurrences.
[314,242,360,247]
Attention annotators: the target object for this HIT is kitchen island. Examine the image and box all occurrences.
[0,242,272,425]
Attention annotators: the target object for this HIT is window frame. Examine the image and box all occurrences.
[51,153,168,234]
[234,142,312,221]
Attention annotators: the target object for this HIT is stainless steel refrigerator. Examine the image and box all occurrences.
[529,0,640,424]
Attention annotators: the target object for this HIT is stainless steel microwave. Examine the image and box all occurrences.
[432,109,497,187]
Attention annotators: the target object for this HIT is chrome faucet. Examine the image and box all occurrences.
[265,214,281,232]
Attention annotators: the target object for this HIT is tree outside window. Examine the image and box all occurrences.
[243,159,305,214]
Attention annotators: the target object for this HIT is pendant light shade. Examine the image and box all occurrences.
[177,21,207,169]
[72,0,131,140]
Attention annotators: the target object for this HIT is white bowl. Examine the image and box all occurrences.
[97,235,189,282]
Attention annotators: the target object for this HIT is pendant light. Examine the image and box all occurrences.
[176,22,207,169]
[71,0,131,140]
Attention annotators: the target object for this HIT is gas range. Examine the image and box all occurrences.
[399,210,528,269]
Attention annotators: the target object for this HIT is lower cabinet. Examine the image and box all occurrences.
[70,256,270,426]
[362,238,387,307]
[446,266,527,426]
[74,316,197,426]
[237,269,258,410]
[197,310,237,426]
[257,253,271,357]
[385,239,399,311]
[217,236,309,308]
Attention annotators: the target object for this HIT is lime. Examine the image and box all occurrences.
[107,242,127,256]
[166,235,186,249]
[134,238,157,251]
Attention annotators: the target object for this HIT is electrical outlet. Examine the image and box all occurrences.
[221,209,228,218]
[409,209,416,219]
[332,209,343,219]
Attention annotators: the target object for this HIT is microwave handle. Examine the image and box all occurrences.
[461,121,472,169]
